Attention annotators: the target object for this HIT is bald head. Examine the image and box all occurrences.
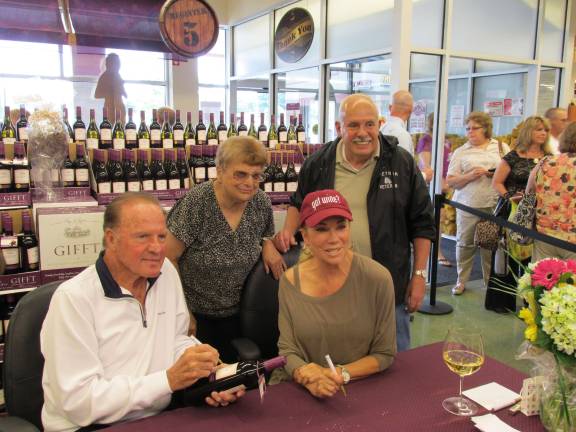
[544,107,568,138]
[338,94,379,122]
[389,90,414,120]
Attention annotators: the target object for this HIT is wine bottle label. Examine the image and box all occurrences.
[18,128,28,140]
[163,138,174,149]
[215,363,239,380]
[61,168,74,183]
[238,131,248,137]
[76,168,89,182]
[264,183,273,192]
[258,131,267,141]
[218,131,227,142]
[174,130,184,141]
[169,179,180,190]
[113,138,125,149]
[151,130,161,141]
[98,182,111,194]
[286,181,298,192]
[197,130,207,141]
[297,132,306,142]
[15,169,30,185]
[27,246,39,265]
[0,235,17,248]
[194,168,207,181]
[1,247,19,266]
[279,132,288,142]
[2,137,15,145]
[127,181,141,192]
[75,128,87,140]
[207,167,217,179]
[112,181,126,194]
[268,140,278,148]
[155,179,168,190]
[138,138,150,149]
[183,177,190,189]
[288,138,297,145]
[207,138,218,146]
[125,130,137,141]
[295,164,302,174]
[101,129,112,140]
[51,168,60,182]
[86,138,99,149]
[142,180,154,191]
[274,182,286,192]
[186,138,195,146]
[0,170,11,184]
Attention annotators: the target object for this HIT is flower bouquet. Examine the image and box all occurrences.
[515,258,576,431]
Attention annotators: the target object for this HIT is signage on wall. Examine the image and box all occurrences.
[409,100,428,133]
[484,98,524,117]
[159,0,219,58]
[449,105,465,129]
[275,7,314,63]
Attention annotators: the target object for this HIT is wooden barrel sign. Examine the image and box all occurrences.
[159,0,219,58]
[275,7,314,63]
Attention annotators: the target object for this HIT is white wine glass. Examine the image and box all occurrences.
[442,327,485,416]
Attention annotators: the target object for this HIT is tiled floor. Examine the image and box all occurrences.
[411,279,531,375]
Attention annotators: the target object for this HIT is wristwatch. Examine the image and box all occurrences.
[338,366,351,384]
[413,269,428,280]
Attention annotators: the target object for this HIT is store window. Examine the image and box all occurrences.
[198,29,227,116]
[326,55,392,140]
[277,67,320,144]
[472,68,527,137]
[411,0,444,49]
[409,54,440,135]
[326,0,394,59]
[541,0,567,63]
[451,0,538,60]
[274,0,321,68]
[537,68,560,116]
[446,78,470,136]
[233,76,270,123]
[233,15,270,77]
[0,39,168,122]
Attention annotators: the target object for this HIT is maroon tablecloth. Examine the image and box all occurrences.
[107,343,545,431]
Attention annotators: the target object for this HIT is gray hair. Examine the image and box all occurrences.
[215,136,268,169]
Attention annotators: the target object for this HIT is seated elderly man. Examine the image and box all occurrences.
[40,193,243,432]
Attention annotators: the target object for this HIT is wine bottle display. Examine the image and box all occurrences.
[258,113,267,145]
[1,106,16,145]
[150,109,162,148]
[164,150,180,190]
[227,113,237,138]
[184,112,195,146]
[62,106,74,144]
[112,110,126,150]
[137,149,154,191]
[151,149,167,190]
[123,149,141,192]
[173,110,185,147]
[1,213,20,274]
[73,106,86,143]
[287,116,297,145]
[267,114,278,149]
[278,113,287,144]
[207,113,218,146]
[108,150,126,194]
[13,142,30,191]
[238,112,248,137]
[0,143,12,192]
[61,147,75,187]
[16,105,28,143]
[196,111,207,145]
[125,108,138,149]
[296,114,306,144]
[74,144,90,187]
[92,149,111,194]
[179,356,286,405]
[20,212,39,272]
[138,110,150,149]
[99,108,113,149]
[248,114,257,138]
[161,110,174,149]
[217,111,227,144]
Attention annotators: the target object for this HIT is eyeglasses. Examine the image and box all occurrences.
[232,170,266,183]
[465,126,483,132]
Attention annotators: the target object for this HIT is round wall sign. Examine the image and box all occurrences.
[159,0,219,58]
[275,8,314,63]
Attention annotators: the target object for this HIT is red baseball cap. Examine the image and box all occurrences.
[299,189,353,227]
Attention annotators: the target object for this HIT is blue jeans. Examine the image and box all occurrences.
[395,304,411,352]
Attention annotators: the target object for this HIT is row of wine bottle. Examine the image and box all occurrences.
[92,148,190,194]
[0,211,38,275]
[0,142,30,193]
[0,104,308,150]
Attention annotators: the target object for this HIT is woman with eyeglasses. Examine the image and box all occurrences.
[446,112,509,297]
[165,136,285,362]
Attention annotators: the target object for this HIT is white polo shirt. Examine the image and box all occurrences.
[41,255,198,432]
[381,116,413,155]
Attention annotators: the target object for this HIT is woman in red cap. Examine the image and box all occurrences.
[277,189,397,398]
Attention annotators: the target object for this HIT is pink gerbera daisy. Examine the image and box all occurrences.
[565,259,576,275]
[532,259,566,290]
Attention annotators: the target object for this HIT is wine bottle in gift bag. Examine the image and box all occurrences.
[178,356,286,406]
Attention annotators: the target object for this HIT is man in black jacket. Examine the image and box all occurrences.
[274,94,435,351]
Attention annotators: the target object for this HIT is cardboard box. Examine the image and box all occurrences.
[37,206,105,272]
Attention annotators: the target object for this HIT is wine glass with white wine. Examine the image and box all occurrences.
[442,326,485,416]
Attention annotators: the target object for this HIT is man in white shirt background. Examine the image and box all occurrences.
[544,107,567,154]
[381,90,433,183]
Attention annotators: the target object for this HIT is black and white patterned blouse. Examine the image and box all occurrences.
[167,181,274,317]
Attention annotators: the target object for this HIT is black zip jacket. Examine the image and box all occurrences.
[289,132,436,305]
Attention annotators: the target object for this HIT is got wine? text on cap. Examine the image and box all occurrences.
[299,189,353,227]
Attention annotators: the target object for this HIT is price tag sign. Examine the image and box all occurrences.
[159,0,219,58]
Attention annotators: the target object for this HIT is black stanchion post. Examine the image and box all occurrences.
[419,193,453,315]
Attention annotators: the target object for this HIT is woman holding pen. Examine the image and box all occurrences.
[276,190,396,398]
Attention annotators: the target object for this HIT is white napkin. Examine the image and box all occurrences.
[463,382,521,411]
[471,414,520,432]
